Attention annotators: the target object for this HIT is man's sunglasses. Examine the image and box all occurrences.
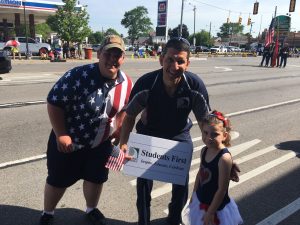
[171,37,190,47]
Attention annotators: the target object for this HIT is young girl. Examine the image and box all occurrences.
[182,110,243,225]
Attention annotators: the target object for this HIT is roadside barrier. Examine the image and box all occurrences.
[194,52,257,57]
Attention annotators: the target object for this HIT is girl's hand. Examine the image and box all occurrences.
[203,212,215,225]
[230,162,241,182]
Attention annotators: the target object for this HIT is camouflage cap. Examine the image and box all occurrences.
[101,35,125,52]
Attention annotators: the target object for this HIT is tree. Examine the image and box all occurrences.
[169,24,189,39]
[88,31,104,44]
[35,23,53,41]
[217,23,244,38]
[188,30,213,46]
[121,6,153,45]
[104,28,119,36]
[46,0,91,43]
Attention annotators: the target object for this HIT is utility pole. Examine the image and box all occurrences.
[179,0,184,37]
[209,22,211,39]
[23,0,29,59]
[192,5,196,46]
[250,22,255,35]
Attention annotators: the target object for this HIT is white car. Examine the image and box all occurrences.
[0,37,51,56]
[210,45,227,53]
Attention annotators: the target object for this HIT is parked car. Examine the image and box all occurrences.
[92,44,101,52]
[210,45,227,53]
[227,46,242,52]
[190,46,196,53]
[195,46,209,53]
[0,50,12,74]
[0,37,51,56]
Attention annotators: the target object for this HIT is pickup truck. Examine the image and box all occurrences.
[0,37,51,56]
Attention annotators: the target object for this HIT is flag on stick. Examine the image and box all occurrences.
[271,36,279,67]
[265,18,275,47]
[105,145,125,171]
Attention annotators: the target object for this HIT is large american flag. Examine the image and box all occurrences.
[265,18,275,47]
[105,145,125,171]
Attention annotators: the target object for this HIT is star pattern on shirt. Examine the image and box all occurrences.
[47,63,119,149]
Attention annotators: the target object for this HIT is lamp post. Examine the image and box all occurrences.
[189,3,196,46]
[179,0,184,37]
[23,0,29,59]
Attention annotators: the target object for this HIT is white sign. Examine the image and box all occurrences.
[123,133,192,185]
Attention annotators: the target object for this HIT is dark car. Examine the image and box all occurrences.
[0,50,12,74]
[189,46,196,54]
[195,46,209,53]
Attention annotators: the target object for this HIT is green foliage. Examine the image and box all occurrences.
[121,6,153,45]
[168,24,189,39]
[217,23,244,38]
[104,28,119,36]
[188,30,213,46]
[88,31,104,44]
[35,23,53,41]
[46,0,91,43]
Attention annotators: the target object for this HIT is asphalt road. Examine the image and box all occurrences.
[0,55,300,225]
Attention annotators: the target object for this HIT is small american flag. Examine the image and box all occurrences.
[105,145,125,171]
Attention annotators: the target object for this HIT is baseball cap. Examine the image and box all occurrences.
[101,35,125,52]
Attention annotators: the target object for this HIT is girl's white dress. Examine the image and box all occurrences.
[182,192,243,225]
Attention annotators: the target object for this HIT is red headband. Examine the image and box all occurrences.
[209,111,228,127]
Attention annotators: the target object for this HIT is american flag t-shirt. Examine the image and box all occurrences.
[105,145,125,171]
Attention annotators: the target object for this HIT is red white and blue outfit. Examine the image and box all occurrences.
[46,63,132,187]
[182,147,243,225]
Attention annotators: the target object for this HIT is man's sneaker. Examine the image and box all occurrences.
[87,208,106,225]
[39,213,54,225]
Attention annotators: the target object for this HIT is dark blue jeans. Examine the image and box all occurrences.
[136,176,189,225]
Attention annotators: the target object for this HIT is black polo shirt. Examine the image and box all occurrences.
[126,68,210,142]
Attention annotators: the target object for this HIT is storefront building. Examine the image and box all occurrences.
[0,0,63,41]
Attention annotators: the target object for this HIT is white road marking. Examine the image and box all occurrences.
[190,58,207,61]
[235,145,277,164]
[229,151,298,189]
[227,99,300,117]
[0,100,46,108]
[230,139,261,156]
[191,139,261,167]
[0,154,46,169]
[288,65,300,68]
[255,197,300,225]
[214,66,232,71]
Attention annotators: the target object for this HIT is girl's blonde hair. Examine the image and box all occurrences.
[203,110,232,147]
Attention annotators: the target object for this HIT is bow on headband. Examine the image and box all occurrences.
[209,110,228,127]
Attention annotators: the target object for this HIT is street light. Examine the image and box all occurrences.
[23,0,29,59]
[179,0,184,37]
[188,3,196,46]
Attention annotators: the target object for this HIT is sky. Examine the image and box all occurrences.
[50,0,300,37]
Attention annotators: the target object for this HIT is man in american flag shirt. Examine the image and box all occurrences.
[39,35,132,225]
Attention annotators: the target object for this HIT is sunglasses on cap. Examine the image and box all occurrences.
[170,37,190,47]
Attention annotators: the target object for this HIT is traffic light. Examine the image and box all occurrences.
[289,0,296,12]
[247,17,251,26]
[238,17,242,25]
[253,2,259,15]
